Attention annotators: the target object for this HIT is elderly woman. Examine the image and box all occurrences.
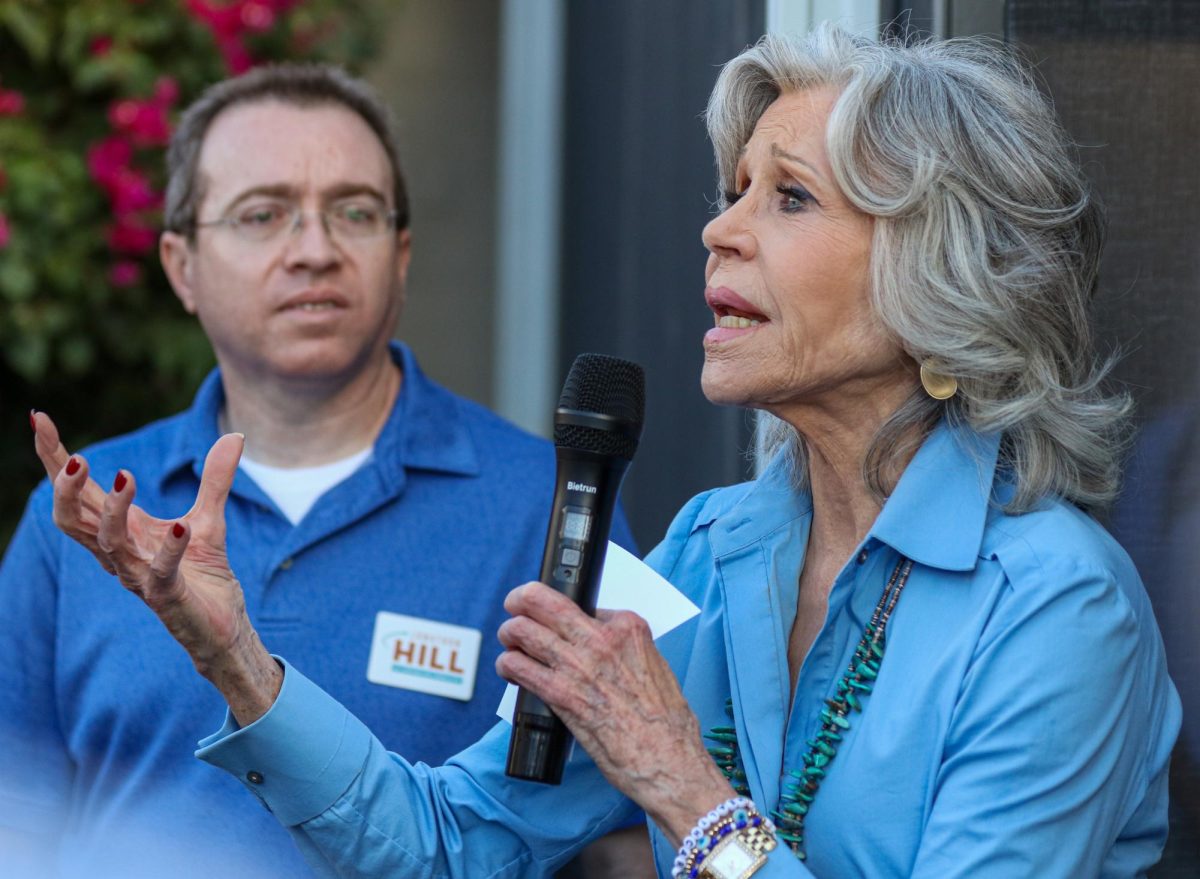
[33,24,1178,879]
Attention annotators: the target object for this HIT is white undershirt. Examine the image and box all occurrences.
[239,447,373,525]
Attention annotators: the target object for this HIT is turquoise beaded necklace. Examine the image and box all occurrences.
[706,557,913,861]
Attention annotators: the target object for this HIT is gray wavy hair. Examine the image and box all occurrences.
[709,24,1129,514]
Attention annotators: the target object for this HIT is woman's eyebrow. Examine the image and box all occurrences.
[770,144,827,185]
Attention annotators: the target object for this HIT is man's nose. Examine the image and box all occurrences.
[283,210,341,269]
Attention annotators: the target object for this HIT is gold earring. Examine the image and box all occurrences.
[920,360,958,400]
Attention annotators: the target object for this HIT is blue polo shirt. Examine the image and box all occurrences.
[0,342,636,879]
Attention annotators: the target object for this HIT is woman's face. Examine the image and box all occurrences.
[701,88,913,421]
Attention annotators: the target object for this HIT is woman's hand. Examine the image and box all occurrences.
[496,583,736,845]
[31,412,280,724]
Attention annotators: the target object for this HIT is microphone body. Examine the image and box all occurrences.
[505,355,644,785]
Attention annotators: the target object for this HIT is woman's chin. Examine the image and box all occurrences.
[700,366,758,409]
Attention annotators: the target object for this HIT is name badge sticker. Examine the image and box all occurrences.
[367,612,482,702]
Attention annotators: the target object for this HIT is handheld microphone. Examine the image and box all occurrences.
[505,353,645,785]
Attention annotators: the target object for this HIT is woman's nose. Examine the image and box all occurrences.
[701,197,755,261]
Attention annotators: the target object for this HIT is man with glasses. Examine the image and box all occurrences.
[0,65,647,878]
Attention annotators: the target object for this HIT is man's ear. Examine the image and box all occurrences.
[160,231,198,314]
[394,228,412,308]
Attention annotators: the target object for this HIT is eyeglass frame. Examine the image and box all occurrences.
[192,198,401,244]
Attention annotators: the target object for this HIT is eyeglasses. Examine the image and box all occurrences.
[195,198,399,243]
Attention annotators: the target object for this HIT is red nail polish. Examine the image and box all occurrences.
[29,410,37,432]
[172,522,185,539]
[65,457,80,477]
[113,472,127,493]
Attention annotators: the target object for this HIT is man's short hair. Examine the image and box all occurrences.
[164,63,410,236]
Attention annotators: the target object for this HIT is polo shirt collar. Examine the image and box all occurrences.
[156,341,480,492]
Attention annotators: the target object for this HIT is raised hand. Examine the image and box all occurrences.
[30,411,281,724]
[495,583,735,845]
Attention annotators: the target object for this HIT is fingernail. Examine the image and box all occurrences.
[65,457,80,477]
[29,410,37,432]
[113,472,127,493]
[172,522,185,539]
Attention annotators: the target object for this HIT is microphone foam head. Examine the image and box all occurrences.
[554,354,645,459]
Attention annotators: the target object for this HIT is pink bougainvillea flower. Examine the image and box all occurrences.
[0,89,25,116]
[108,218,158,256]
[153,76,180,107]
[111,168,160,214]
[185,0,243,39]
[240,1,276,32]
[218,35,254,74]
[185,0,265,73]
[0,212,10,249]
[107,98,172,147]
[109,260,143,287]
[89,35,114,57]
[87,136,133,187]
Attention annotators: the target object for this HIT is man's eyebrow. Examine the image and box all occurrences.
[218,184,297,215]
[322,183,389,204]
[219,182,390,213]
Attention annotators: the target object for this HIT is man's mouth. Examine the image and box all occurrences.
[278,290,349,312]
[285,301,341,312]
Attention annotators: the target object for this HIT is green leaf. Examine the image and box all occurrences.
[57,333,95,374]
[0,2,52,66]
[0,255,36,301]
[4,327,49,379]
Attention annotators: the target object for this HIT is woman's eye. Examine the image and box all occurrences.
[777,185,813,212]
[721,189,745,210]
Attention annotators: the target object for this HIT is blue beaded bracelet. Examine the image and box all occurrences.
[671,796,775,879]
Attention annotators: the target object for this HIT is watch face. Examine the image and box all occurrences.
[702,836,766,879]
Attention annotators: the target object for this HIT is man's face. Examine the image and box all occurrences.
[161,100,410,386]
